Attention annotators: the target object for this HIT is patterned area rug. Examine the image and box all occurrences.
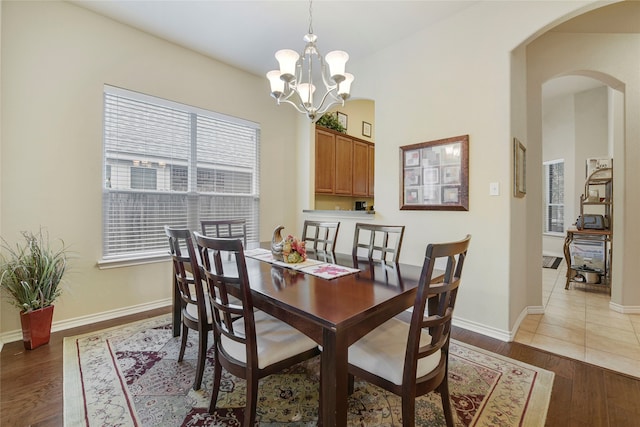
[543,256,563,269]
[63,315,553,427]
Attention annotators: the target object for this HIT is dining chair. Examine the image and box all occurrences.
[193,232,320,427]
[352,222,405,265]
[164,226,212,391]
[347,234,471,427]
[301,220,340,263]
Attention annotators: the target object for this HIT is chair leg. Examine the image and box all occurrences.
[178,324,188,362]
[244,374,259,427]
[208,350,222,414]
[401,394,416,427]
[192,328,208,390]
[438,377,455,427]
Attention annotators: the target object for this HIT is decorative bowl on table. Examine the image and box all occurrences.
[270,225,307,263]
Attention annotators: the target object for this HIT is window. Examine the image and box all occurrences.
[102,86,260,260]
[130,167,157,190]
[544,159,564,234]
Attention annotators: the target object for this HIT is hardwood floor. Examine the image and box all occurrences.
[2,306,640,426]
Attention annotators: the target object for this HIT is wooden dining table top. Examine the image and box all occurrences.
[243,254,423,340]
[173,249,428,426]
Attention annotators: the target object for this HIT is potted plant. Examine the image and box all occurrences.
[0,229,68,350]
[316,112,346,133]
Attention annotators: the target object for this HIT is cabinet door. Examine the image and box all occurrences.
[352,140,369,196]
[368,144,375,197]
[315,129,335,193]
[334,135,353,195]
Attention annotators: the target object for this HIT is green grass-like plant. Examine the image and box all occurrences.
[316,112,346,133]
[0,229,67,312]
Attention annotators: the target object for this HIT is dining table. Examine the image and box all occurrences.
[172,250,426,427]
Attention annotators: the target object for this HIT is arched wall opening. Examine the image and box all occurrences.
[525,3,639,311]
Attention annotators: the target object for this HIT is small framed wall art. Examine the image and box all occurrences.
[362,121,372,138]
[337,112,348,130]
[513,138,526,198]
[400,134,469,211]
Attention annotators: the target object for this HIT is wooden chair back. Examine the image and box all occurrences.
[200,219,247,248]
[194,232,251,365]
[164,225,211,390]
[352,223,405,265]
[407,234,471,390]
[302,220,340,263]
[164,226,205,318]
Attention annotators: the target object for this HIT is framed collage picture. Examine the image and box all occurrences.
[399,135,469,211]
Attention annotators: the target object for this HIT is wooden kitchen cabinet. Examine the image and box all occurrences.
[352,140,369,196]
[315,128,336,194]
[315,126,374,197]
[335,134,353,195]
[368,143,375,197]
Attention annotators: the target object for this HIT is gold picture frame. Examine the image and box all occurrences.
[513,138,526,198]
[400,135,469,211]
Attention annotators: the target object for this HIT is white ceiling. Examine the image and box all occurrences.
[71,0,477,78]
[71,0,613,99]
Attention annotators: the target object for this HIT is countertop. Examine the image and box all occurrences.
[302,209,375,217]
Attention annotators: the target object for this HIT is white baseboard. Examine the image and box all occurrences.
[452,305,545,343]
[609,301,640,314]
[0,298,172,348]
[452,316,513,342]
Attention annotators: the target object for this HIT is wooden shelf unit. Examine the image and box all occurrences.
[564,166,613,292]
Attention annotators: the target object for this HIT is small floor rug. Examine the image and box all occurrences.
[543,256,563,269]
[64,315,554,427]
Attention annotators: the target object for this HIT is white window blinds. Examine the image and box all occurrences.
[103,86,260,260]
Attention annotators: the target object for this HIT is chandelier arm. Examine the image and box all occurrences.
[278,97,312,115]
[315,100,343,119]
[313,88,341,115]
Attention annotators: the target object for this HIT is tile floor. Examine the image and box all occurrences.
[515,259,640,378]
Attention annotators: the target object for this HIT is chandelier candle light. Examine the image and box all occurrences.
[267,0,354,121]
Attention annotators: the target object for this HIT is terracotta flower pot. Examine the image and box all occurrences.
[20,305,54,350]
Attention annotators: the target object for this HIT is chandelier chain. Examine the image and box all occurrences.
[308,0,314,35]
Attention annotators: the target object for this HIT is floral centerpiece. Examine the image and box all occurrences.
[271,225,307,263]
[282,235,306,263]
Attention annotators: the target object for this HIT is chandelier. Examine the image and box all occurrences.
[266,0,354,121]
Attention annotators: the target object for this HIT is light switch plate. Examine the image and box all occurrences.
[489,182,500,196]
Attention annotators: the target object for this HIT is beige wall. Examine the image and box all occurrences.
[0,1,298,337]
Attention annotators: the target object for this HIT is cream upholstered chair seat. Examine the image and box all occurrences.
[348,317,441,386]
[220,310,318,369]
[184,291,213,324]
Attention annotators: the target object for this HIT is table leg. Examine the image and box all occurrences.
[563,231,573,290]
[320,328,348,427]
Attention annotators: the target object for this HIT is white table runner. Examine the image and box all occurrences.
[244,248,359,279]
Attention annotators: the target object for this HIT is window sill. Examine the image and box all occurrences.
[97,253,170,269]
